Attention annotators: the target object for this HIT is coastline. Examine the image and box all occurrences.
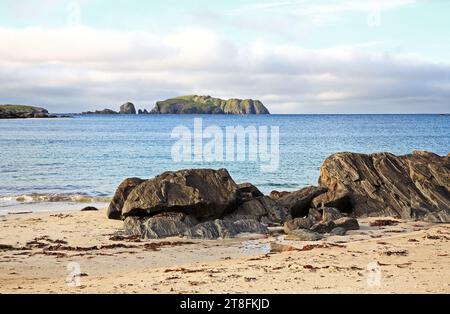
[1,208,449,293]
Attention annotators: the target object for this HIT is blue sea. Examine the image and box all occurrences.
[0,114,449,213]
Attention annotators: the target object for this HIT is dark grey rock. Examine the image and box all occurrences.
[334,217,360,231]
[230,196,288,224]
[322,207,343,223]
[107,177,145,220]
[286,229,323,241]
[311,221,336,234]
[120,102,136,114]
[283,217,312,233]
[277,186,327,218]
[330,227,347,236]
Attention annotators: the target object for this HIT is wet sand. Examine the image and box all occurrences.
[0,209,449,293]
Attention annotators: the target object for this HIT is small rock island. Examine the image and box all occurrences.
[0,105,56,119]
[150,95,270,115]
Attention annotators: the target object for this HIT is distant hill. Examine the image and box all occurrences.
[150,95,270,115]
[0,105,55,119]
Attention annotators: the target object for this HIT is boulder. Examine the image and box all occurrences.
[322,207,343,223]
[276,186,327,218]
[120,102,136,114]
[269,190,290,200]
[237,183,264,203]
[122,169,239,220]
[311,221,336,234]
[124,212,198,239]
[312,190,351,213]
[184,219,268,240]
[283,217,312,233]
[286,229,323,241]
[81,206,99,212]
[334,217,360,231]
[330,227,347,236]
[319,151,450,222]
[228,196,288,224]
[108,178,145,220]
[308,208,322,224]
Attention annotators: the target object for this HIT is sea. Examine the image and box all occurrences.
[0,114,449,214]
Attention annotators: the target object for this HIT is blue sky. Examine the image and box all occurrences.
[0,0,449,113]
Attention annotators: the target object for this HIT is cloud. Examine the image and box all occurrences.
[0,26,449,113]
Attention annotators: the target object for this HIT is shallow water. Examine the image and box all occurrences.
[1,114,449,213]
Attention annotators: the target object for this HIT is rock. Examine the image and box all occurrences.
[150,95,270,115]
[312,190,351,213]
[82,109,118,115]
[81,206,99,212]
[319,151,450,222]
[330,227,347,236]
[334,217,360,231]
[183,219,269,240]
[277,186,327,218]
[322,207,343,223]
[107,178,145,220]
[0,105,52,119]
[311,221,336,234]
[270,242,299,253]
[286,229,323,241]
[124,212,198,239]
[228,196,288,224]
[269,190,290,200]
[237,183,264,203]
[120,102,136,114]
[308,208,322,224]
[283,218,312,233]
[233,219,270,235]
[138,109,149,115]
[122,169,239,220]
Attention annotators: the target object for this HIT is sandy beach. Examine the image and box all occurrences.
[1,208,449,294]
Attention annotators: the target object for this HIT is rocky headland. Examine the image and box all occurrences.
[107,151,450,241]
[0,105,56,119]
[150,95,270,114]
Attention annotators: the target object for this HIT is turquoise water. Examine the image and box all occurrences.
[0,114,449,211]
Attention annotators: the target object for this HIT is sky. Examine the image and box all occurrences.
[0,0,449,113]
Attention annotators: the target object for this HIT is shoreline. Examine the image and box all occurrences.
[1,208,449,293]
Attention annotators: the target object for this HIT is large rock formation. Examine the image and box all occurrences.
[276,186,328,218]
[108,178,145,220]
[0,105,55,119]
[120,102,137,114]
[319,151,450,222]
[122,169,239,220]
[150,95,270,115]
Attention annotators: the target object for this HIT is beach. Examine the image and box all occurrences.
[1,208,449,294]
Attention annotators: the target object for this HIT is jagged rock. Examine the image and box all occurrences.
[286,229,323,241]
[269,190,290,200]
[237,183,264,203]
[312,190,351,213]
[330,227,347,236]
[322,207,343,223]
[308,208,322,224]
[334,217,360,231]
[228,196,288,224]
[283,218,312,233]
[184,219,268,240]
[319,151,450,222]
[120,102,136,114]
[108,178,145,220]
[311,221,336,234]
[138,109,149,115]
[124,212,198,239]
[276,186,327,218]
[150,95,270,115]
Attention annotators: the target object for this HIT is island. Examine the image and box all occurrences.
[150,95,270,114]
[0,105,56,119]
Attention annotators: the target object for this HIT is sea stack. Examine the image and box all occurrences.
[120,102,137,114]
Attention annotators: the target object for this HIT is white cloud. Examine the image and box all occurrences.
[0,25,449,113]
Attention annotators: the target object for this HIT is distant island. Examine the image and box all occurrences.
[150,95,270,115]
[81,96,270,115]
[0,105,56,119]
